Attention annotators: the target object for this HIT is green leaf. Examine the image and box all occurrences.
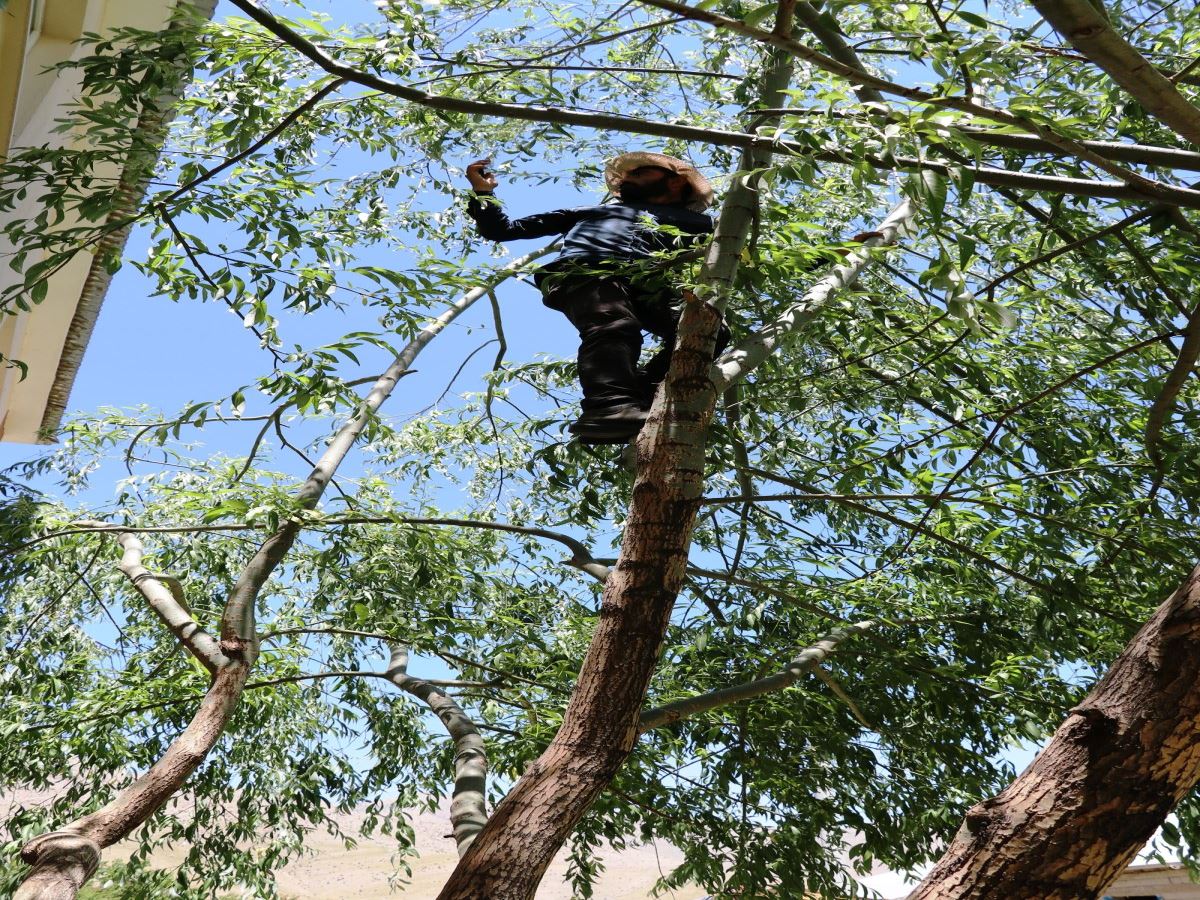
[743,2,779,29]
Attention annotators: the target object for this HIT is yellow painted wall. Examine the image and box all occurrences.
[0,0,180,442]
[0,0,33,154]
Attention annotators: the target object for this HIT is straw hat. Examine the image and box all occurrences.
[604,151,714,211]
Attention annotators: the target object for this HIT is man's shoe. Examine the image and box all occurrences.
[568,403,648,435]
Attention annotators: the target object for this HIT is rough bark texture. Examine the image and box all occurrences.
[435,15,800,898]
[14,664,248,897]
[435,293,726,900]
[13,833,100,900]
[911,563,1200,899]
[67,664,252,846]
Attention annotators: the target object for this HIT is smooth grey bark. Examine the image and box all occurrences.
[638,621,876,730]
[1030,0,1200,147]
[712,198,916,390]
[386,647,489,854]
[62,524,228,672]
[14,250,553,898]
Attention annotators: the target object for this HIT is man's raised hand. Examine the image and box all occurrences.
[466,158,498,192]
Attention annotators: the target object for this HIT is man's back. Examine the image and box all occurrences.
[467,196,713,265]
[463,153,717,444]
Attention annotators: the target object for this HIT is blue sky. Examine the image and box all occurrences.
[8,1,1170,882]
[0,0,616,487]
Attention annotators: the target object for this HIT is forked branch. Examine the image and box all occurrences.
[639,621,875,730]
[15,251,554,898]
[1030,0,1200,147]
[70,521,227,672]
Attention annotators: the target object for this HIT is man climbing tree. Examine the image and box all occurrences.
[465,152,719,443]
[6,0,1200,898]
[465,154,876,444]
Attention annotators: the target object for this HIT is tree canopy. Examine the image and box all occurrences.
[3,0,1200,896]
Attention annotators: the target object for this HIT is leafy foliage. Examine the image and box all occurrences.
[4,0,1200,895]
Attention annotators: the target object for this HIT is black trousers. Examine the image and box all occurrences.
[538,270,727,412]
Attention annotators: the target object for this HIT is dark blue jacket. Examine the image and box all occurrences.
[466,191,714,268]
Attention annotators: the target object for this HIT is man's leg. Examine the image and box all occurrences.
[632,290,731,405]
[635,302,676,406]
[542,276,650,440]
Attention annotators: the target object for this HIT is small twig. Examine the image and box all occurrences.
[483,289,507,438]
[10,543,106,652]
[157,206,287,365]
[813,664,873,729]
[1170,54,1200,84]
[981,206,1157,301]
[244,669,497,690]
[887,330,1181,570]
[162,77,347,205]
[231,375,384,484]
[639,621,875,731]
[923,0,974,95]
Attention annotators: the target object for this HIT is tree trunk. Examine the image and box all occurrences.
[435,294,727,900]
[911,562,1200,899]
[436,9,801,895]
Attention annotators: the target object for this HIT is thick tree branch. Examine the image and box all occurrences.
[115,528,227,672]
[957,127,1200,172]
[1144,297,1200,470]
[912,563,1200,898]
[225,0,1200,206]
[386,647,489,855]
[16,249,555,897]
[16,833,101,900]
[700,106,1200,173]
[638,621,875,730]
[636,0,1200,207]
[1030,0,1200,146]
[437,11,803,896]
[791,1,885,104]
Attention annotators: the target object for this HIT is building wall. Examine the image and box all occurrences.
[1106,863,1200,899]
[0,0,180,442]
